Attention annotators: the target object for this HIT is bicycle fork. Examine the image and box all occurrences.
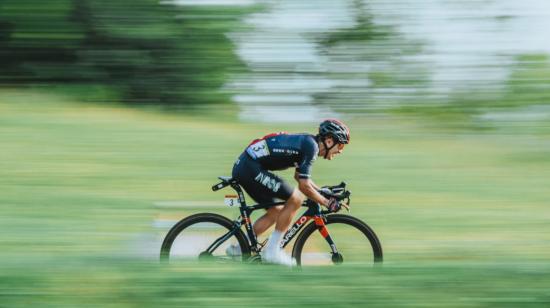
[279,213,341,262]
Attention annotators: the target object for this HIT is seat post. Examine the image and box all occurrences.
[231,181,259,251]
[230,182,247,208]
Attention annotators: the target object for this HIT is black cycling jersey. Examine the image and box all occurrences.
[245,132,319,179]
[232,132,319,204]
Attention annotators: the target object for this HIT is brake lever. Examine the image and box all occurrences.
[342,192,351,212]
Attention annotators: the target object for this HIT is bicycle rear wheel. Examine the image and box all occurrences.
[292,214,383,266]
[160,213,250,263]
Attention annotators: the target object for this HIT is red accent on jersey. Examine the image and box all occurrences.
[247,131,288,146]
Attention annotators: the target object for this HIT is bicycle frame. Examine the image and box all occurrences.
[205,181,339,257]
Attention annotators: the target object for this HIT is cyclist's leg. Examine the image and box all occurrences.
[232,154,293,237]
[273,188,304,233]
[253,205,283,236]
[262,188,303,265]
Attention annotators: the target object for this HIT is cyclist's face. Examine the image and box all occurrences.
[322,138,346,160]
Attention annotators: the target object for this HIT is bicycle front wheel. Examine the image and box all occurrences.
[292,214,383,266]
[160,213,250,263]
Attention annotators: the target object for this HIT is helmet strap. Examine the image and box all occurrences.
[322,137,337,159]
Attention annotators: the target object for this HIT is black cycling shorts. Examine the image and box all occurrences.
[232,153,294,204]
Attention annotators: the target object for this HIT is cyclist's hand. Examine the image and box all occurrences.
[340,201,350,212]
[327,197,341,213]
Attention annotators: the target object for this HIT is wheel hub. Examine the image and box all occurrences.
[331,252,343,264]
[199,251,213,260]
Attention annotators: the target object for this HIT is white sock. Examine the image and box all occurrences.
[266,230,283,253]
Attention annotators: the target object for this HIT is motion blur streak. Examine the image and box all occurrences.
[1,0,550,307]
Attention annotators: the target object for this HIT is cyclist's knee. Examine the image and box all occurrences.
[285,189,303,208]
[267,205,283,217]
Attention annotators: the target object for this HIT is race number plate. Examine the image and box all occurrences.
[246,139,270,159]
[224,195,239,207]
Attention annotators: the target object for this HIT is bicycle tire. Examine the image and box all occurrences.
[160,213,250,262]
[292,214,383,266]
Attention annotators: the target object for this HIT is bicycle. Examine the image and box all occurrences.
[160,176,383,266]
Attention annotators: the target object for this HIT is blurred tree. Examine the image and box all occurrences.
[314,0,429,113]
[0,0,246,106]
[391,53,550,130]
[503,54,550,107]
[0,0,83,83]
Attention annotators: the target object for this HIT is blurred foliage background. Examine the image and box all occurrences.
[0,0,247,105]
[1,0,550,307]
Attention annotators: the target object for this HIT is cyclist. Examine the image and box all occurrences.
[229,119,350,266]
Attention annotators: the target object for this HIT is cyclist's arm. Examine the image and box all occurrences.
[294,171,320,190]
[297,177,329,207]
[295,136,326,204]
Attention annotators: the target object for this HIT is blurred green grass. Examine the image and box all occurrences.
[1,89,550,306]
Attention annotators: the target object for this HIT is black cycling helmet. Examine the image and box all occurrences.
[318,119,350,144]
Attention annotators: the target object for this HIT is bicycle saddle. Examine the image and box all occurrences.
[218,176,234,183]
[212,176,238,191]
